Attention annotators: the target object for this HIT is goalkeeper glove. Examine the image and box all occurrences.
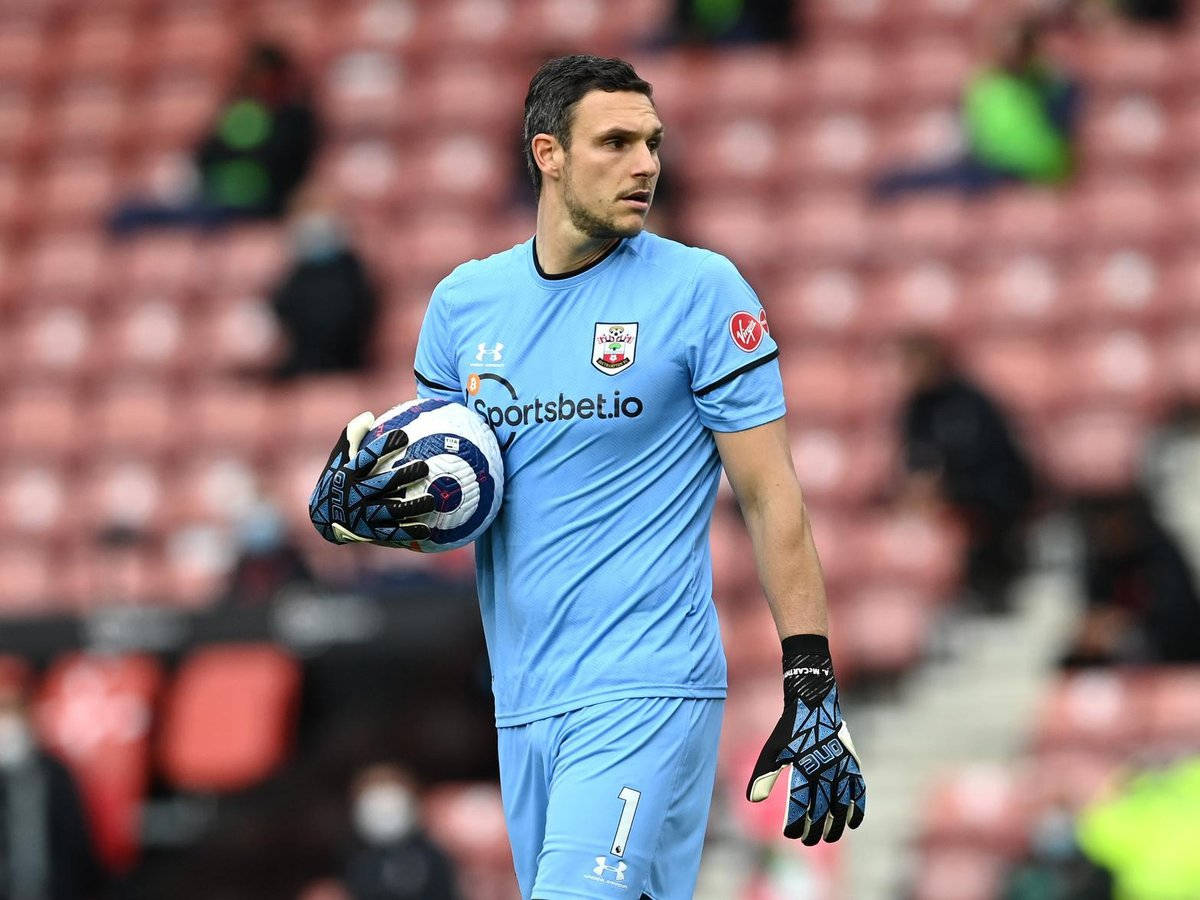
[746,634,866,844]
[309,411,435,546]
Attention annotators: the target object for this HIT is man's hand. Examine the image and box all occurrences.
[746,634,866,844]
[309,412,436,546]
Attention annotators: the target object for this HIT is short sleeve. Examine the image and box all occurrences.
[413,278,462,402]
[685,253,786,432]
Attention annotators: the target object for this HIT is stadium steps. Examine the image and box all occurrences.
[844,513,1082,899]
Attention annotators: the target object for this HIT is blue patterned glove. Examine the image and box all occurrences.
[746,634,866,844]
[309,412,436,547]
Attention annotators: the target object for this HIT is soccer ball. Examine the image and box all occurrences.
[365,398,504,553]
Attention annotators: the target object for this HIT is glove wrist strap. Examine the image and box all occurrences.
[781,633,830,663]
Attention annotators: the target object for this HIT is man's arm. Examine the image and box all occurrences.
[714,417,827,639]
[716,417,866,844]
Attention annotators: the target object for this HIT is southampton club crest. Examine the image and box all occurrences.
[593,323,638,375]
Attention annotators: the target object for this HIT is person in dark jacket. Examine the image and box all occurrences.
[898,334,1036,610]
[111,41,320,234]
[343,764,459,900]
[270,192,377,379]
[0,658,105,900]
[1062,490,1200,667]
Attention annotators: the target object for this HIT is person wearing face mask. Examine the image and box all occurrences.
[343,764,459,900]
[270,190,378,380]
[0,657,105,900]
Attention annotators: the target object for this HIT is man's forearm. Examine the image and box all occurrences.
[739,485,829,639]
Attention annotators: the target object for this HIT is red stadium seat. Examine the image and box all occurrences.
[320,50,408,136]
[855,509,964,596]
[766,267,871,343]
[912,848,1005,900]
[410,61,523,133]
[788,112,878,187]
[964,335,1063,418]
[965,254,1067,335]
[423,782,520,900]
[838,583,933,677]
[1063,248,1169,328]
[1036,408,1147,493]
[159,644,300,790]
[88,379,179,457]
[115,232,204,296]
[10,304,93,382]
[1025,749,1124,814]
[133,72,220,149]
[408,133,510,209]
[185,379,274,455]
[203,224,288,295]
[678,117,784,191]
[79,458,165,535]
[873,194,974,259]
[0,465,67,541]
[57,12,139,81]
[802,41,883,110]
[0,384,83,462]
[276,376,372,448]
[871,260,966,337]
[920,764,1028,858]
[1160,326,1200,404]
[1068,177,1169,248]
[49,80,129,154]
[34,653,164,873]
[170,454,260,526]
[681,195,783,271]
[144,7,238,76]
[977,188,1072,254]
[790,427,895,506]
[709,502,758,603]
[0,543,56,613]
[1142,667,1200,752]
[21,231,110,296]
[34,154,118,225]
[892,36,973,105]
[192,294,282,374]
[1061,330,1164,413]
[779,190,870,262]
[101,298,192,376]
[1034,670,1143,753]
[1080,93,1169,171]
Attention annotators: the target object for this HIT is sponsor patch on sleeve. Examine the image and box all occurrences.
[729,310,766,352]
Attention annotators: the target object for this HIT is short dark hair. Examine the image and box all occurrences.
[522,54,653,193]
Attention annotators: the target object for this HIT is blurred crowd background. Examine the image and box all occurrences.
[0,0,1198,897]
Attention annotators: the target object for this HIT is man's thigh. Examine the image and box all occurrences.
[532,697,723,900]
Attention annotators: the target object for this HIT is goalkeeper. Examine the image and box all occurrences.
[312,54,865,900]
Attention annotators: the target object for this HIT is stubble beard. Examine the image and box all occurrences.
[562,166,644,240]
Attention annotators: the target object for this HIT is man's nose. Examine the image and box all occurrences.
[631,142,659,179]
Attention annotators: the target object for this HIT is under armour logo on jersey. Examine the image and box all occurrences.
[476,342,504,363]
[592,857,627,882]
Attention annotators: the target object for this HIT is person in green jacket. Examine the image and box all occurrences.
[874,18,1079,199]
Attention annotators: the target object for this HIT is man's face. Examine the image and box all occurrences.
[558,89,662,239]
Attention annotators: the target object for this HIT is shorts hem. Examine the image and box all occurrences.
[495,686,726,728]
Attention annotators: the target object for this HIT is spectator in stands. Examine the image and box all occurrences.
[1061,490,1200,667]
[343,763,459,900]
[0,657,105,900]
[897,334,1035,611]
[111,41,320,235]
[270,190,377,379]
[669,0,797,43]
[222,502,314,606]
[1003,802,1114,899]
[874,17,1079,199]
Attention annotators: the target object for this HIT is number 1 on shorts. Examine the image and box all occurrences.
[611,787,641,857]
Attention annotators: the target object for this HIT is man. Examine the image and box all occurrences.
[312,55,865,900]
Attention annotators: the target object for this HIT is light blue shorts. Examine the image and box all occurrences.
[497,696,724,900]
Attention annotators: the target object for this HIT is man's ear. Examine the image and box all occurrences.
[531,133,563,182]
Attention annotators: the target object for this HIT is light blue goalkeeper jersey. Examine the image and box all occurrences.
[414,231,784,726]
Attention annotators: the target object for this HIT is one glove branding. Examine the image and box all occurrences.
[747,636,867,845]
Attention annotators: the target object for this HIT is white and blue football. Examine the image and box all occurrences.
[366,398,504,553]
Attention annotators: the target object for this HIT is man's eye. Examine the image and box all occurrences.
[606,139,624,149]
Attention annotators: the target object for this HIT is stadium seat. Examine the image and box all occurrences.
[103,298,191,376]
[977,187,1073,254]
[80,457,165,535]
[765,266,870,343]
[411,60,523,133]
[10,304,93,382]
[779,190,870,262]
[965,254,1066,335]
[192,294,281,374]
[1142,666,1200,752]
[320,50,408,136]
[158,644,301,791]
[0,543,55,613]
[688,47,790,120]
[1025,749,1124,814]
[856,509,964,596]
[0,383,83,462]
[1080,93,1169,170]
[0,465,67,540]
[21,230,109,296]
[89,378,179,456]
[709,502,758,603]
[838,583,933,677]
[33,652,165,872]
[912,848,1006,900]
[1160,326,1200,404]
[186,379,274,455]
[423,782,520,900]
[790,426,895,506]
[133,72,220,149]
[203,224,288,294]
[802,41,883,110]
[892,35,973,105]
[57,12,140,81]
[1033,670,1143,753]
[963,335,1062,418]
[49,80,128,154]
[115,232,204,297]
[1037,408,1148,493]
[144,7,238,77]
[34,154,118,224]
[920,764,1028,858]
[1063,248,1168,328]
[1061,330,1164,413]
[170,454,260,526]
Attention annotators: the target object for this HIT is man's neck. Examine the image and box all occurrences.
[534,203,620,276]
